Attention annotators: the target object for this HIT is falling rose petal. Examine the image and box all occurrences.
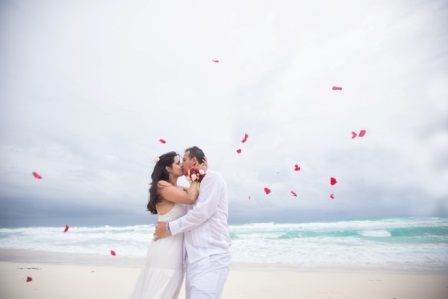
[351,131,357,139]
[26,276,32,282]
[248,196,251,200]
[241,133,249,143]
[212,59,220,63]
[291,191,297,197]
[236,148,242,154]
[358,129,366,137]
[294,164,301,171]
[63,225,69,233]
[330,193,335,199]
[332,86,342,90]
[159,139,166,144]
[110,250,116,256]
[32,172,42,179]
[264,187,271,195]
[330,177,337,185]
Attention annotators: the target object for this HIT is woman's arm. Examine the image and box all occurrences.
[157,181,199,204]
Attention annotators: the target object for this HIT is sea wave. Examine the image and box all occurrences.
[1,217,447,269]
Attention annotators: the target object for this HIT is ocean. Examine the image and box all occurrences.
[1,217,447,271]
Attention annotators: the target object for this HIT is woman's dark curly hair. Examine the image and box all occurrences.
[147,151,179,214]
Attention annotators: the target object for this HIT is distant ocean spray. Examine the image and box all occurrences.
[1,217,447,271]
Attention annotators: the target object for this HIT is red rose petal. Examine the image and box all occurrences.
[330,193,335,199]
[264,187,271,194]
[294,164,301,171]
[351,131,357,139]
[358,129,366,137]
[212,59,220,63]
[159,139,166,144]
[330,177,337,185]
[291,191,297,197]
[110,250,116,256]
[236,148,242,154]
[26,276,32,282]
[241,133,249,143]
[332,86,342,90]
[32,172,42,179]
[63,225,69,233]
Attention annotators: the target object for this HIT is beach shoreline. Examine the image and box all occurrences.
[2,248,447,274]
[1,249,447,299]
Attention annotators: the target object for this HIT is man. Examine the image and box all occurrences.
[154,146,231,299]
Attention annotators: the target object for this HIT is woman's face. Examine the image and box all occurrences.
[169,155,183,178]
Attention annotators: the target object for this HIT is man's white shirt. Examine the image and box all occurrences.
[169,170,231,264]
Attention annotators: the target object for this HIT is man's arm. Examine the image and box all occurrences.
[154,172,222,239]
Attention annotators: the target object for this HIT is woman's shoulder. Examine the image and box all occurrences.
[157,180,171,187]
[158,181,185,190]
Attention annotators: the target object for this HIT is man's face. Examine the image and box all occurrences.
[182,151,195,173]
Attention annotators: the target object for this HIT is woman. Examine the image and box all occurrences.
[128,151,200,299]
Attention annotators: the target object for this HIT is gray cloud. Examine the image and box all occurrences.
[1,0,447,227]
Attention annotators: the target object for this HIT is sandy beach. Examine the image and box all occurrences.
[1,249,447,299]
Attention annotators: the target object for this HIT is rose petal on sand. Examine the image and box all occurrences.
[291,191,297,197]
[241,133,249,143]
[330,193,335,199]
[359,129,366,137]
[110,250,116,256]
[63,225,69,233]
[26,276,32,282]
[32,172,42,179]
[159,139,166,144]
[212,59,219,63]
[294,164,301,171]
[332,86,342,90]
[264,187,271,194]
[352,131,357,139]
[236,148,242,154]
[330,177,337,185]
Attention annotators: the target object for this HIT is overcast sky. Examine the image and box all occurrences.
[1,0,447,227]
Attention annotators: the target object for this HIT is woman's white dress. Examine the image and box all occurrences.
[128,204,186,299]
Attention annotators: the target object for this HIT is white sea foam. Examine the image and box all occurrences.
[358,230,392,237]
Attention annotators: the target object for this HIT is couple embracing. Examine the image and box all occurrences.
[129,146,231,299]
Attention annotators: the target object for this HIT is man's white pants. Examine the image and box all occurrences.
[185,253,231,299]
